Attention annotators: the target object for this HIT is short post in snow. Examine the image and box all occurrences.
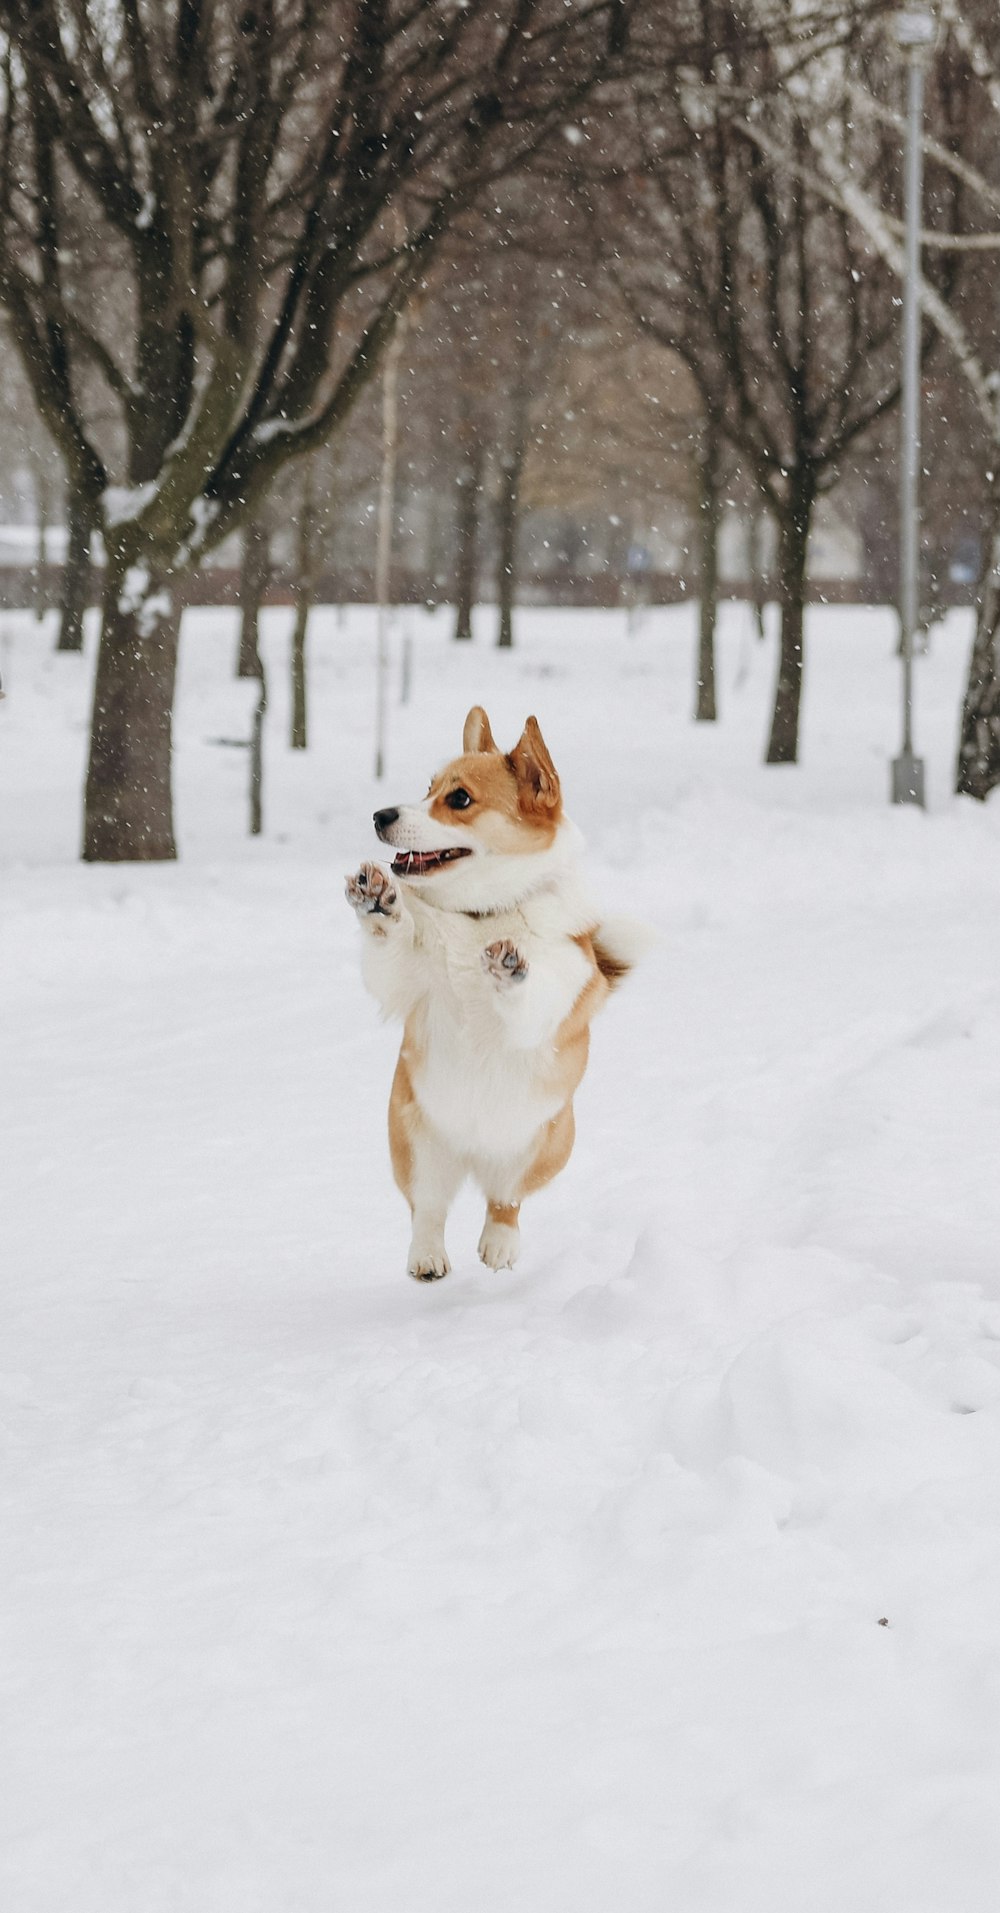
[400,619,413,706]
[891,8,935,808]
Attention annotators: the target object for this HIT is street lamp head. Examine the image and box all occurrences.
[893,9,937,49]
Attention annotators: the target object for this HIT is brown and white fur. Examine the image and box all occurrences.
[345,707,637,1282]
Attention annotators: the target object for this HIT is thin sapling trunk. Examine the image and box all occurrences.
[496,453,524,649]
[453,448,483,642]
[290,459,318,751]
[695,418,722,721]
[749,508,769,641]
[250,663,268,836]
[33,461,51,625]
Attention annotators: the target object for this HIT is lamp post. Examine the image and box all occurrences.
[891,8,935,807]
[373,317,404,782]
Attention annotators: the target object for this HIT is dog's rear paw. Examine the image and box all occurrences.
[482,939,528,984]
[407,1241,451,1283]
[346,861,400,923]
[478,1219,520,1271]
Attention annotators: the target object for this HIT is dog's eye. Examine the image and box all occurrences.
[445,787,473,810]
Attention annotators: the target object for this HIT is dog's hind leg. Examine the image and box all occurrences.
[389,1056,462,1282]
[476,1102,577,1272]
[406,1128,464,1283]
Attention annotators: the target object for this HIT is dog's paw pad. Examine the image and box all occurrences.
[481,939,528,984]
[345,861,399,920]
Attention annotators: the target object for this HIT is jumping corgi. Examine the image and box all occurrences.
[345,706,638,1281]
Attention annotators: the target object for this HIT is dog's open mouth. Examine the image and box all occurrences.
[390,847,473,877]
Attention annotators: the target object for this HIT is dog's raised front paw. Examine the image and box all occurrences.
[481,939,528,984]
[345,860,400,923]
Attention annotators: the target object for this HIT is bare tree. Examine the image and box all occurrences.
[489,219,578,649]
[453,415,486,642]
[0,264,98,651]
[413,182,623,647]
[290,448,339,751]
[694,415,723,719]
[411,255,494,642]
[0,0,637,859]
[771,2,1000,795]
[606,6,910,762]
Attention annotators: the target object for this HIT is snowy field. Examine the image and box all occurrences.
[3,600,1000,1912]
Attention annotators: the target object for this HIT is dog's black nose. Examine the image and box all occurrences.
[373,807,399,839]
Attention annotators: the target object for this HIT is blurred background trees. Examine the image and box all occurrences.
[1,0,1000,851]
[0,0,642,858]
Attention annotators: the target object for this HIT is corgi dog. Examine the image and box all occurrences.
[345,707,637,1281]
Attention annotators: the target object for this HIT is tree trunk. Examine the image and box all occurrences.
[33,462,51,625]
[290,598,309,752]
[453,449,482,642]
[250,665,268,836]
[56,495,93,653]
[237,515,269,679]
[291,460,317,751]
[83,561,180,861]
[956,514,1000,800]
[496,453,523,650]
[765,480,814,765]
[695,420,721,720]
[748,508,769,641]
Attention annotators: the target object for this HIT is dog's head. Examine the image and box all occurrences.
[373,707,569,912]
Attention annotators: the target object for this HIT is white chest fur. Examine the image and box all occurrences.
[402,894,589,1165]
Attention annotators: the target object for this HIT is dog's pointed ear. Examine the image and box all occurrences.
[463,706,498,754]
[509,716,561,815]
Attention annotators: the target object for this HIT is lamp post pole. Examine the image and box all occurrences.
[373,317,404,782]
[891,10,935,807]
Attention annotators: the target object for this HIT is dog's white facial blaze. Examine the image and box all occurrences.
[377,801,474,856]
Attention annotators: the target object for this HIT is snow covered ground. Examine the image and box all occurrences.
[3,600,1000,1912]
